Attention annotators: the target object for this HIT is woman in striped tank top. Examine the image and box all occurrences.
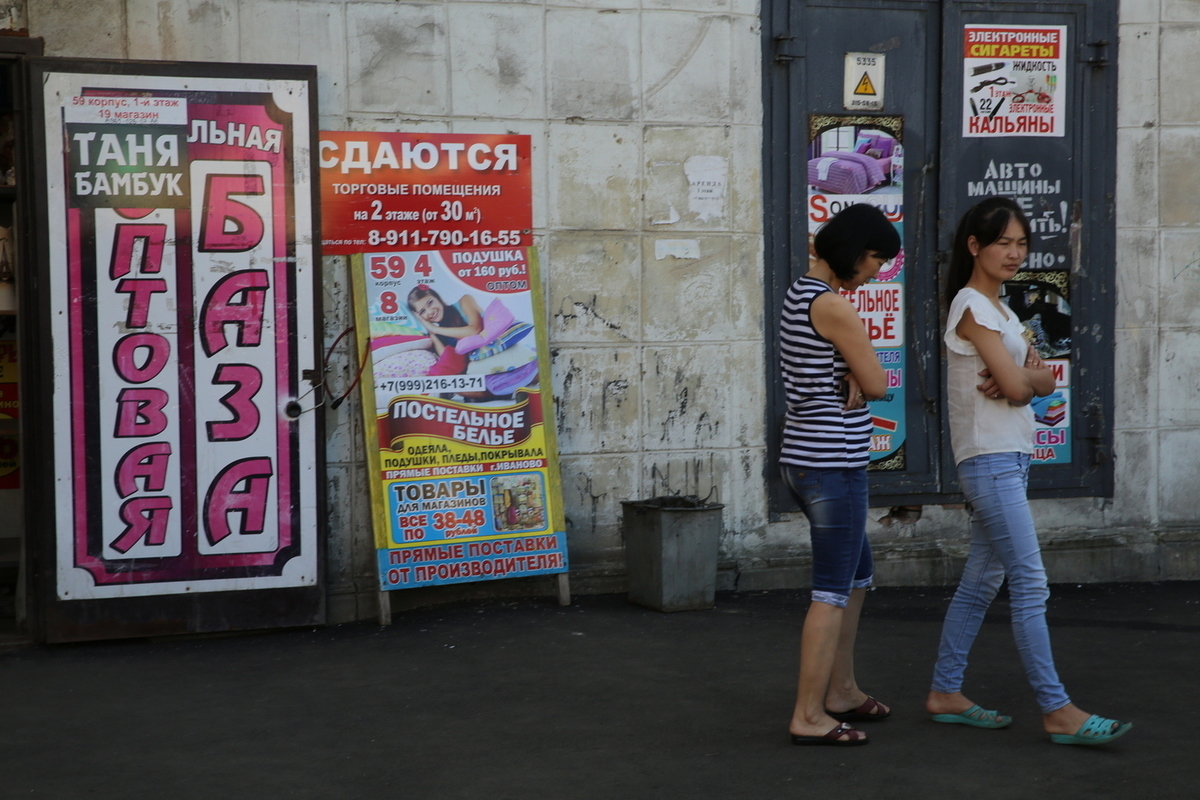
[781,203,900,747]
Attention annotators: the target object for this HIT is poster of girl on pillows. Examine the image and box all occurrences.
[320,132,569,591]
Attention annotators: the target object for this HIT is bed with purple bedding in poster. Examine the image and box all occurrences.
[806,133,896,194]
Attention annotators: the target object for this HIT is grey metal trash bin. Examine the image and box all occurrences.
[621,496,724,612]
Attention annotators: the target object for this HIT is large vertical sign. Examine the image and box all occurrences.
[807,115,907,470]
[320,132,568,590]
[44,72,320,598]
[959,22,1074,465]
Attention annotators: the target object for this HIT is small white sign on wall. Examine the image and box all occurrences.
[844,52,885,111]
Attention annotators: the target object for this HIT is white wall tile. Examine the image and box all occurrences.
[1121,0,1159,23]
[558,453,640,566]
[239,0,348,117]
[1158,128,1200,226]
[1162,1,1200,22]
[546,8,639,121]
[1110,429,1157,526]
[448,3,545,120]
[1117,126,1159,228]
[641,342,761,451]
[1159,229,1200,324]
[1114,328,1157,431]
[1116,228,1159,330]
[547,122,642,230]
[1158,328,1200,426]
[551,346,642,454]
[29,0,125,58]
[1118,24,1158,127]
[729,15,764,126]
[546,232,641,344]
[1159,427,1200,523]
[126,0,238,62]
[1159,23,1200,124]
[644,125,733,232]
[347,2,449,115]
[642,12,731,123]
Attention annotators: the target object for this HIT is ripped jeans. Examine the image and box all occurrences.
[930,452,1071,713]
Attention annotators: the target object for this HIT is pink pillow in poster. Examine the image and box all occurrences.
[455,299,515,354]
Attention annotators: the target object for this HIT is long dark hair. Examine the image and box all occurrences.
[813,203,902,281]
[946,197,1032,305]
[407,284,466,329]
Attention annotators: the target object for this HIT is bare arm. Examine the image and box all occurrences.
[957,309,1055,406]
[810,292,886,400]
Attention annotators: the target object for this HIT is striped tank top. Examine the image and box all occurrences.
[779,276,873,468]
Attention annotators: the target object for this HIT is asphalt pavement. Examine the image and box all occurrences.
[1,581,1197,799]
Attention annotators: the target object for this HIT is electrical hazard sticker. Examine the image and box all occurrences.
[844,53,885,111]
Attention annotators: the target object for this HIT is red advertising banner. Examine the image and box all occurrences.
[44,72,320,599]
[318,132,531,254]
[322,130,568,591]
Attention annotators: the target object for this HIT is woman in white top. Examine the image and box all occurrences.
[924,197,1131,746]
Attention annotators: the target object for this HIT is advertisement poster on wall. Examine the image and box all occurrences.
[43,71,321,599]
[807,115,906,470]
[963,167,1072,465]
[962,24,1067,138]
[318,132,568,590]
[959,21,1075,465]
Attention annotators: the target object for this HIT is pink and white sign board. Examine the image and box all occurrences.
[43,72,320,599]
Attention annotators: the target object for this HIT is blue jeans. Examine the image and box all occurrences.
[781,465,873,608]
[931,452,1071,712]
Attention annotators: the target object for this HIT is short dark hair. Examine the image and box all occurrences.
[812,203,902,281]
[946,197,1032,305]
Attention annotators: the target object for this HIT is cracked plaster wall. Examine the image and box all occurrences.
[16,0,1199,616]
[23,0,769,618]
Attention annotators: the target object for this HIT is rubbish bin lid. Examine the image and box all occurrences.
[621,495,725,511]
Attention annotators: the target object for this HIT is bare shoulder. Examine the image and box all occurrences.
[810,290,858,325]
[810,289,855,313]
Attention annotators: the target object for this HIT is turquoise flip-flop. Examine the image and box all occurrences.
[1049,715,1132,746]
[930,704,1012,729]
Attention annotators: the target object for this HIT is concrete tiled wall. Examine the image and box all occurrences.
[19,0,1200,618]
[1115,0,1200,530]
[25,0,767,617]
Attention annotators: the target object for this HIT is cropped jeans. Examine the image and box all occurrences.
[781,465,873,608]
[930,452,1071,713]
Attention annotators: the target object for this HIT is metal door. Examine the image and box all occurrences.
[764,0,1117,512]
[939,1,1117,499]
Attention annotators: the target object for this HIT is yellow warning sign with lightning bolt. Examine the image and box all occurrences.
[844,52,885,110]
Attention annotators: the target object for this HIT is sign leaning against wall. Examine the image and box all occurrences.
[43,71,321,600]
[320,132,569,591]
